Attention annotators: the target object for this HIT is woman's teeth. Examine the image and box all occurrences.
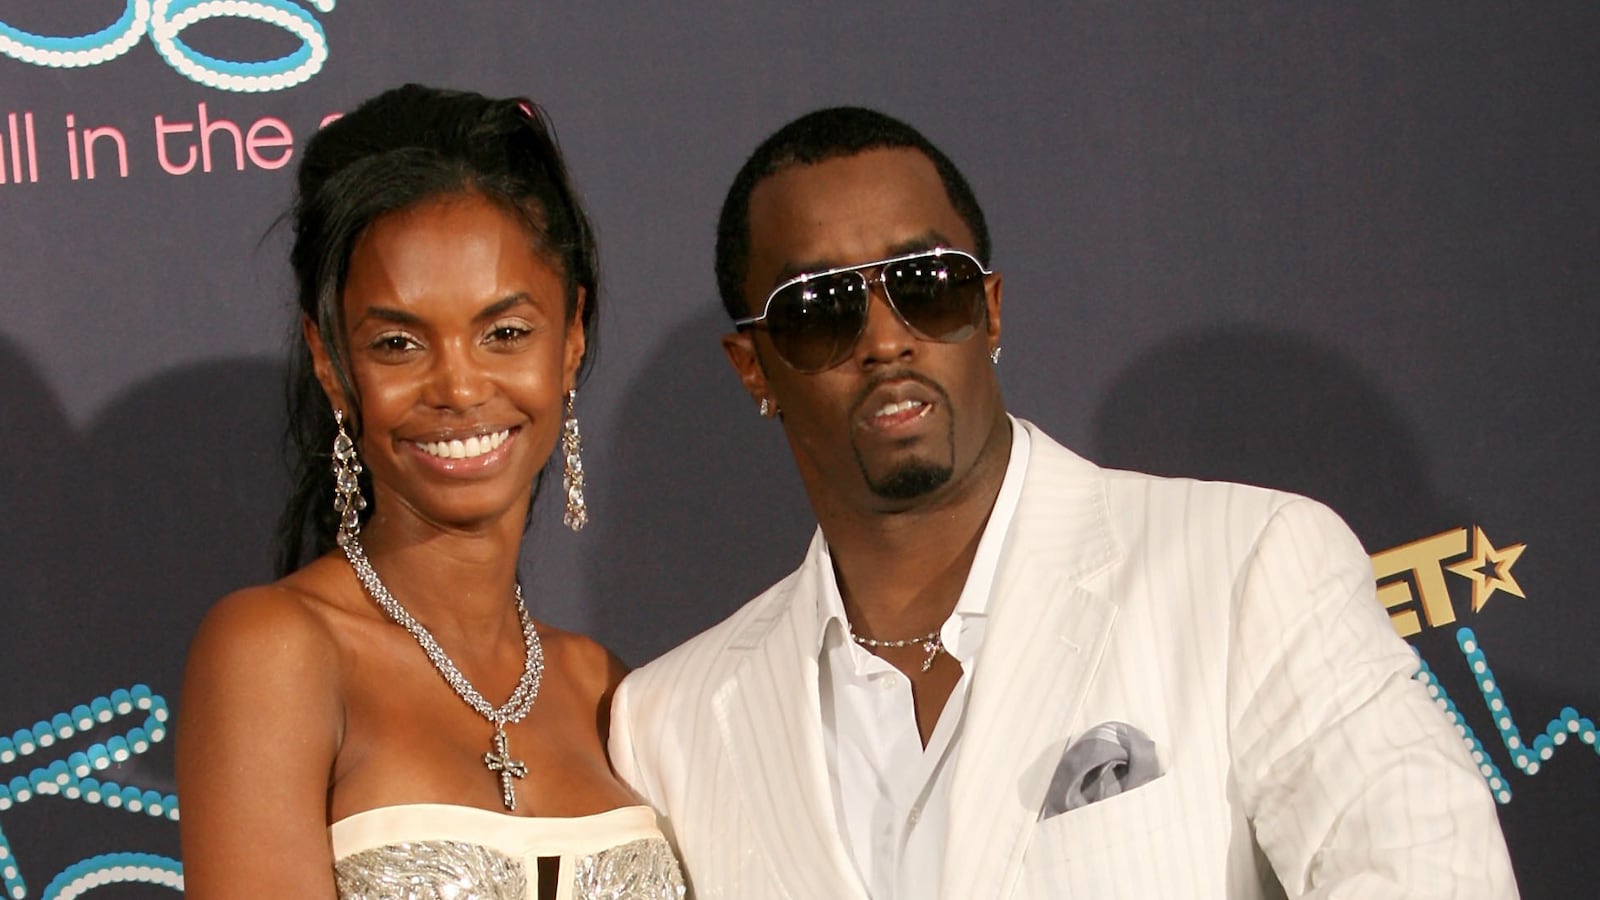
[417,429,510,460]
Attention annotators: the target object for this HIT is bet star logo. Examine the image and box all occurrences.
[1371,526,1527,637]
[1445,526,1527,613]
[1375,525,1593,806]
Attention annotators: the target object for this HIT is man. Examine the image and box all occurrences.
[609,107,1517,899]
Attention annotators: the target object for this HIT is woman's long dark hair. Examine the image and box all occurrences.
[275,84,599,575]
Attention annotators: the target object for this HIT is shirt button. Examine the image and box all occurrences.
[879,679,895,692]
[908,806,922,825]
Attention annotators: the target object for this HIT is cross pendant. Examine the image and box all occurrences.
[483,724,528,811]
[920,638,942,673]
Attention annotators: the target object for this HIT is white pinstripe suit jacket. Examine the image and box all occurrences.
[609,421,1517,899]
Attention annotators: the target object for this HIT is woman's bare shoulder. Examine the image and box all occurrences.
[194,571,339,659]
[536,622,629,704]
[176,563,350,898]
[182,556,366,712]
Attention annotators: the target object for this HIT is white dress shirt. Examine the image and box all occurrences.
[816,418,1031,899]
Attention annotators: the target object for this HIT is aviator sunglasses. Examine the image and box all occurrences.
[734,248,994,372]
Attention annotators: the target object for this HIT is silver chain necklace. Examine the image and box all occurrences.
[341,536,543,811]
[849,625,945,673]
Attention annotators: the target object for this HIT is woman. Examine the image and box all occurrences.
[176,85,685,899]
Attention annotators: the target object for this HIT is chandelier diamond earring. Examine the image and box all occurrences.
[562,389,588,531]
[331,410,366,547]
[990,346,1002,365]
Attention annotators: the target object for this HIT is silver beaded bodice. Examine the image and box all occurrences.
[334,835,685,900]
[330,804,686,900]
[335,839,525,899]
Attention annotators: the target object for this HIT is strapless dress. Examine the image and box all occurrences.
[330,803,686,900]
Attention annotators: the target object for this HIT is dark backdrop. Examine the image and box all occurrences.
[1,3,1594,896]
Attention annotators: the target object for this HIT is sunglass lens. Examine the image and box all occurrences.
[766,275,868,372]
[883,254,986,342]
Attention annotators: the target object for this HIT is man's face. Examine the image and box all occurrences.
[724,147,1007,515]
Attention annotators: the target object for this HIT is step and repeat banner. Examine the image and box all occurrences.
[1,3,1594,897]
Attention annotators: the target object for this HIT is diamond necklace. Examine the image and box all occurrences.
[341,535,543,811]
[849,625,945,673]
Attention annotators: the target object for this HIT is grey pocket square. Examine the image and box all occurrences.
[1040,721,1160,819]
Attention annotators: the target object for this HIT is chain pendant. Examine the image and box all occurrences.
[340,536,545,814]
[850,625,946,673]
[483,724,528,811]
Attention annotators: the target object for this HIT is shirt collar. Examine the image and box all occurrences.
[814,415,1033,656]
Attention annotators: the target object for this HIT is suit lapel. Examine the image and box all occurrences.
[712,534,868,900]
[942,423,1123,900]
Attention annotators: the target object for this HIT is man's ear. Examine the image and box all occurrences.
[983,272,1003,354]
[563,287,588,392]
[303,316,349,412]
[721,329,774,412]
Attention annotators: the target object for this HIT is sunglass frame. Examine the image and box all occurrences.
[733,247,994,372]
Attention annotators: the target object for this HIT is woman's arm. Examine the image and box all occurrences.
[176,586,344,899]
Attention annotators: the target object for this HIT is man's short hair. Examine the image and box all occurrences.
[714,107,991,320]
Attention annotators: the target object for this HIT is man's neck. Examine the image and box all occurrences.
[820,418,1013,638]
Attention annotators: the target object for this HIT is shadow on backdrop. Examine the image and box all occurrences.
[1087,325,1590,895]
[1089,326,1459,552]
[0,333,286,895]
[0,333,74,669]
[585,309,813,666]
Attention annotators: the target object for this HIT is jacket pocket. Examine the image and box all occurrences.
[1017,773,1185,897]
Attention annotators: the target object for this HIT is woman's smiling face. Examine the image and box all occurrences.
[313,191,585,534]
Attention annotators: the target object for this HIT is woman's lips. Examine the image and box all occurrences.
[414,428,512,460]
[403,426,520,473]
